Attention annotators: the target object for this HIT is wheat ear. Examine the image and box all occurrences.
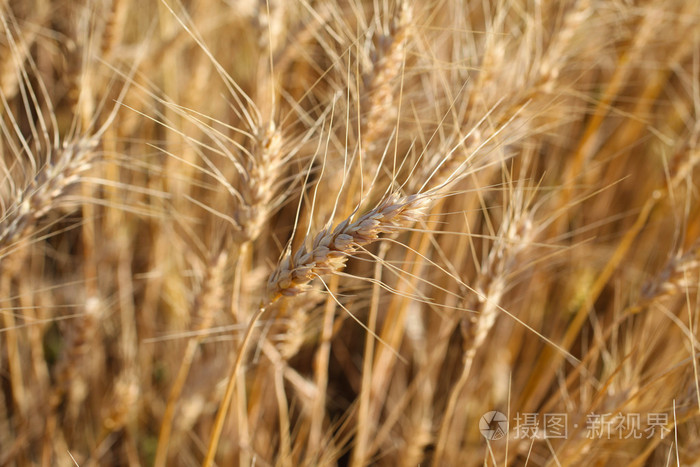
[0,138,99,251]
[267,192,432,300]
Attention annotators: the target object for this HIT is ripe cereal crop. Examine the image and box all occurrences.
[1,1,700,465]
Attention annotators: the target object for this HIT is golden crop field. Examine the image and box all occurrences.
[1,0,699,465]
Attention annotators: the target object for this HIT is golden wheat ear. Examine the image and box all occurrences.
[267,191,433,301]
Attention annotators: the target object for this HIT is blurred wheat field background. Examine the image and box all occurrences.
[1,0,700,465]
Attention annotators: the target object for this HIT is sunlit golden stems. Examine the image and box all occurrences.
[155,250,228,467]
[205,190,433,465]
